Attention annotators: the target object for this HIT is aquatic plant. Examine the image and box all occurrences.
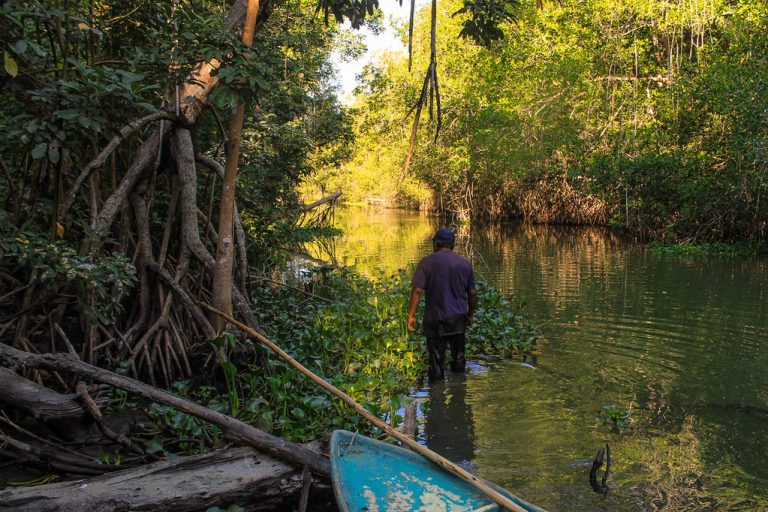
[146,268,540,447]
[599,404,632,431]
[648,241,768,257]
[467,282,542,358]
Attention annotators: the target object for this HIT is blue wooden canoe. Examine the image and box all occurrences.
[330,429,546,512]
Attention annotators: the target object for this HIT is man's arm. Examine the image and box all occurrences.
[407,287,423,332]
[467,287,477,326]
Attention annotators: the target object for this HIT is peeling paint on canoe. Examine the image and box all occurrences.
[362,486,380,512]
[330,430,544,512]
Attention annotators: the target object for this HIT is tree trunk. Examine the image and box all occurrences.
[0,446,337,512]
[211,0,261,332]
[0,367,97,441]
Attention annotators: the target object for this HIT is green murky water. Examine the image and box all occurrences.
[308,207,768,511]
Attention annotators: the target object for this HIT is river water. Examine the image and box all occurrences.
[307,207,768,511]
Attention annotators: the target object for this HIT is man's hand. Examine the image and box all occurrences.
[466,314,473,327]
[407,287,423,333]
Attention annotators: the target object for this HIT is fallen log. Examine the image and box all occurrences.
[0,367,98,441]
[0,343,330,476]
[0,446,337,512]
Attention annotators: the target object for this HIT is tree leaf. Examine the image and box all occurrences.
[118,70,144,86]
[56,109,81,120]
[4,51,19,77]
[145,437,165,455]
[31,142,48,159]
[12,40,27,55]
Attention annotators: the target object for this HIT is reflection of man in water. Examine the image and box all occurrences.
[407,227,477,381]
[424,376,476,468]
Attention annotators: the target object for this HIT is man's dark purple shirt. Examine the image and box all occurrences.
[411,250,476,326]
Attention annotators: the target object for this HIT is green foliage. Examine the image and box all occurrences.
[467,282,540,357]
[143,268,539,446]
[245,267,425,440]
[0,234,136,323]
[147,401,222,454]
[210,333,242,417]
[454,0,520,46]
[334,0,768,243]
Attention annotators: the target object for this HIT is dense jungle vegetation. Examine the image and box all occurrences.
[0,0,541,495]
[307,0,768,244]
[0,0,764,500]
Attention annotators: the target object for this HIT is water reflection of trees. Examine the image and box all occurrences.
[465,223,629,301]
[300,209,768,509]
[303,207,438,278]
[626,417,768,511]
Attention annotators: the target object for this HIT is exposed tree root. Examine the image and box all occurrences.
[0,0,276,399]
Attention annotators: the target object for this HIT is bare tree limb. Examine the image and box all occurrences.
[0,445,334,512]
[300,191,342,212]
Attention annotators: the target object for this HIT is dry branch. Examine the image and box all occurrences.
[0,367,94,440]
[75,381,141,453]
[0,433,121,475]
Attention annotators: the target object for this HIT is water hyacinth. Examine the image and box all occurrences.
[148,267,540,447]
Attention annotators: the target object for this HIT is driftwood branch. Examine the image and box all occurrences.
[76,381,141,453]
[300,191,342,212]
[0,343,330,476]
[0,432,121,476]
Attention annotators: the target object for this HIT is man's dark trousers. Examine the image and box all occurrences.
[426,332,466,381]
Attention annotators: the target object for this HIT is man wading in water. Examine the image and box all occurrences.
[407,228,477,380]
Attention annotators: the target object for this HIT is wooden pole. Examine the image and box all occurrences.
[202,304,535,512]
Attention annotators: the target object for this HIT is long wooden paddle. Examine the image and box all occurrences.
[202,303,534,512]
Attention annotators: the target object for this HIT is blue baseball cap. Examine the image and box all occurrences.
[432,227,456,244]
